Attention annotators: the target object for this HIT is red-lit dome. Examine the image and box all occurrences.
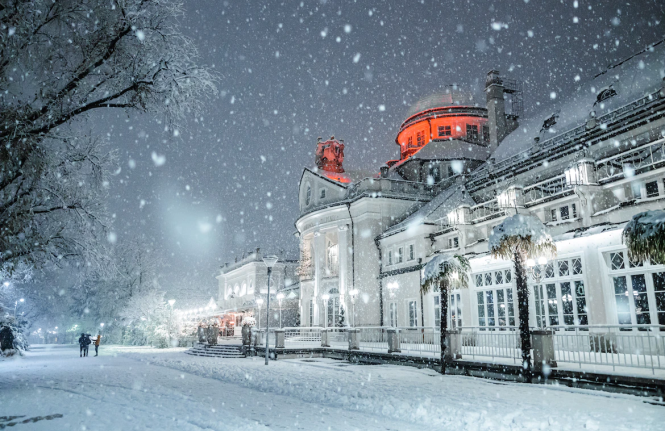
[394,88,488,161]
[315,137,352,183]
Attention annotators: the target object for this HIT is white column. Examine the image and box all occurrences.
[338,225,349,307]
[313,231,325,326]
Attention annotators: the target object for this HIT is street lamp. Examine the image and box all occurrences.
[349,289,359,327]
[256,298,264,328]
[3,281,9,287]
[262,255,279,366]
[14,298,24,318]
[276,292,285,328]
[322,294,330,328]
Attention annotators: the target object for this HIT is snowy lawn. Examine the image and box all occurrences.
[1,345,664,430]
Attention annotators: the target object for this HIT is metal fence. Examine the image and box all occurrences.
[357,327,389,351]
[459,326,522,363]
[398,327,440,356]
[549,324,665,373]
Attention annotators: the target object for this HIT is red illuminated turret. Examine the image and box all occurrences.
[314,136,351,183]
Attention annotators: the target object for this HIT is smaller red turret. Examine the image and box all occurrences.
[315,136,345,173]
[314,136,351,183]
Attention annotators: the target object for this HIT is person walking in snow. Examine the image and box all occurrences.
[93,333,101,356]
[78,333,91,357]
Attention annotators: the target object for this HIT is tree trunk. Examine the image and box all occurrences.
[513,250,532,383]
[439,280,449,375]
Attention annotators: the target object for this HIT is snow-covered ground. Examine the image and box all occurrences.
[1,345,664,430]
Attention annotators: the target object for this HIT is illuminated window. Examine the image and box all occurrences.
[408,300,418,327]
[438,125,451,137]
[407,136,413,148]
[466,124,479,141]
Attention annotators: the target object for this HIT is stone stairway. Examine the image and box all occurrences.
[185,343,245,358]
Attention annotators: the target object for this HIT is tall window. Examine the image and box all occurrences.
[388,250,393,266]
[466,124,479,141]
[416,131,425,146]
[450,291,462,328]
[408,300,418,327]
[247,280,254,294]
[434,296,440,328]
[389,302,398,327]
[438,125,451,137]
[320,188,326,199]
[475,269,514,329]
[305,185,311,205]
[606,250,665,327]
[326,240,339,275]
[408,244,415,261]
[397,247,403,264]
[240,282,247,296]
[532,257,587,328]
[327,295,340,327]
[407,136,413,148]
[482,125,490,143]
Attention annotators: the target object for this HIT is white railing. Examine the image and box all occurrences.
[548,324,665,373]
[522,174,573,206]
[398,327,440,356]
[470,199,504,223]
[357,327,389,351]
[459,326,521,363]
[595,137,665,183]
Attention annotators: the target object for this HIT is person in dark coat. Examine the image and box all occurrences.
[78,333,91,357]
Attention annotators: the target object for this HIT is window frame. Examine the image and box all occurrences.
[407,243,415,261]
[407,299,419,327]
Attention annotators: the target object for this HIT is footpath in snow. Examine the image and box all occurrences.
[1,344,664,430]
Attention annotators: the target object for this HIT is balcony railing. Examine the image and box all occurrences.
[470,199,504,223]
[523,174,574,207]
[596,137,665,183]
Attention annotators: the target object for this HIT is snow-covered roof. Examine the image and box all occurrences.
[382,178,474,236]
[493,39,665,162]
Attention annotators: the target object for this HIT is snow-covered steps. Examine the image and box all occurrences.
[185,343,245,358]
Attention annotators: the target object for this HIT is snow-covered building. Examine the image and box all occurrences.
[296,41,665,332]
[216,250,299,335]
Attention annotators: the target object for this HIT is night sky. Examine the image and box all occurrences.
[90,0,664,304]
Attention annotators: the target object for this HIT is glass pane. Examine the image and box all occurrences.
[485,273,493,286]
[561,282,574,314]
[610,252,624,270]
[546,283,559,326]
[544,263,554,279]
[632,274,650,324]
[495,271,503,285]
[476,274,483,287]
[574,280,588,326]
[558,260,569,277]
[572,258,583,275]
[504,270,512,283]
[613,276,631,325]
[477,291,484,304]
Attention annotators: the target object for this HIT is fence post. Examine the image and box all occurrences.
[444,329,462,360]
[274,329,285,349]
[387,328,401,353]
[321,328,330,347]
[348,328,360,350]
[532,330,557,374]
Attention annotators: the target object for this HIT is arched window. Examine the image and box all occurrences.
[305,184,312,205]
[234,284,239,296]
[240,282,247,296]
[248,280,254,294]
[327,240,339,274]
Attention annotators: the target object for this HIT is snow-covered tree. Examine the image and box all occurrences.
[0,0,215,279]
[421,253,469,374]
[489,214,556,383]
[623,210,665,264]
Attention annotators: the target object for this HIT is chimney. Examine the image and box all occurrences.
[485,70,507,153]
[380,165,390,178]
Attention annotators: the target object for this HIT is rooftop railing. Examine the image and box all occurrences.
[523,174,574,207]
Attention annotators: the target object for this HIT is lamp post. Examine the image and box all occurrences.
[14,298,24,318]
[349,289,359,327]
[256,298,264,328]
[322,294,330,328]
[276,292,285,328]
[262,255,279,365]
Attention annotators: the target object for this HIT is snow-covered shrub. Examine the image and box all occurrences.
[0,315,29,355]
[242,316,256,327]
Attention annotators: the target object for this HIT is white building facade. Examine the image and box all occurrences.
[216,250,300,334]
[295,43,665,333]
